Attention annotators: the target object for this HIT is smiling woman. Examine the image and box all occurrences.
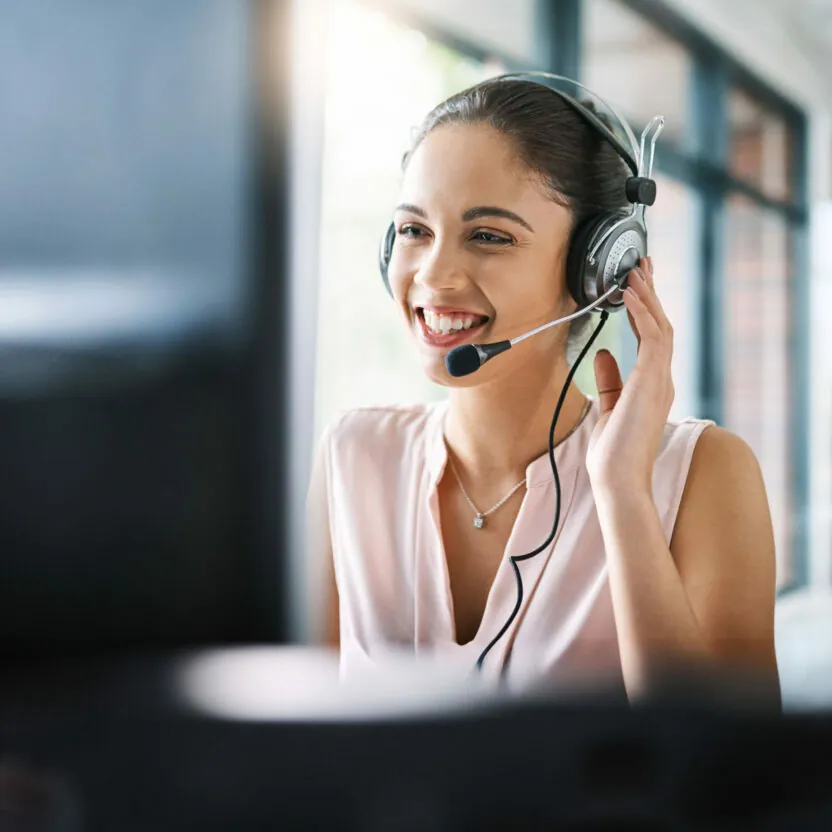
[308,63,780,706]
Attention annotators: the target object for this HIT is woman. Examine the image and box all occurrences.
[307,77,780,705]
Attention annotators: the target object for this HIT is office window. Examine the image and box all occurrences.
[729,87,795,203]
[314,0,504,440]
[582,0,807,588]
[723,194,793,586]
[582,0,693,151]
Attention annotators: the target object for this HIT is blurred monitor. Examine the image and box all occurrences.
[1,650,831,830]
[0,0,290,654]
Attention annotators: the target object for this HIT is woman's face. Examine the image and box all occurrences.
[388,123,575,387]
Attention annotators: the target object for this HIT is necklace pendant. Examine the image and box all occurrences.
[473,514,485,529]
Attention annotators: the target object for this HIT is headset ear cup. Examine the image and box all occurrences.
[378,222,396,298]
[566,216,609,308]
[568,212,646,312]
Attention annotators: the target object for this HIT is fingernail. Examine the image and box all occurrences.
[647,256,654,276]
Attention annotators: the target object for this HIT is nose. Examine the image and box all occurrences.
[410,237,468,293]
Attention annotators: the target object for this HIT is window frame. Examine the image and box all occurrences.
[612,0,810,593]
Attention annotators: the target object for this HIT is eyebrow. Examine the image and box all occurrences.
[394,203,535,233]
[395,203,428,219]
[462,206,535,233]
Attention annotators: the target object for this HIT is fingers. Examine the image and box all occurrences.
[594,349,623,414]
[624,280,662,344]
[639,258,670,328]
[624,258,673,350]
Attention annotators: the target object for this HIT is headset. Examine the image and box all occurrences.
[377,72,665,676]
[378,72,663,321]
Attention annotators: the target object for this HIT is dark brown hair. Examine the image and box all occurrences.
[404,78,630,355]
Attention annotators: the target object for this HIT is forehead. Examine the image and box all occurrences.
[400,123,549,210]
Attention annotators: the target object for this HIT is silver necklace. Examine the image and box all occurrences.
[448,398,592,530]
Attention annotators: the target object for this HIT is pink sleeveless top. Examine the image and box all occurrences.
[321,398,714,694]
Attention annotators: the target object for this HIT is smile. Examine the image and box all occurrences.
[414,307,490,348]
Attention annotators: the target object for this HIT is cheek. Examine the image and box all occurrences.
[495,266,566,321]
[500,246,567,303]
[386,260,410,303]
[387,244,419,294]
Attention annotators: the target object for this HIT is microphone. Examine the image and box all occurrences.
[446,341,512,377]
[445,278,626,378]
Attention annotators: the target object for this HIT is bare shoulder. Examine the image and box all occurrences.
[673,424,771,559]
[686,424,763,487]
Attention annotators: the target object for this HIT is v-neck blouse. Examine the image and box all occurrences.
[321,398,714,693]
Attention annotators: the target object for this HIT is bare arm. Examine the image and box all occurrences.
[670,426,779,696]
[594,426,780,707]
[306,437,340,649]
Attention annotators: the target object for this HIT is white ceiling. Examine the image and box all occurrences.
[767,0,832,55]
[719,0,832,108]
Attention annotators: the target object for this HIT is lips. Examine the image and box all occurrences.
[413,306,490,349]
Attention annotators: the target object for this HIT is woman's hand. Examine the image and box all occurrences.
[586,256,675,496]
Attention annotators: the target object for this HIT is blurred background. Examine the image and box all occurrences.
[1,0,831,709]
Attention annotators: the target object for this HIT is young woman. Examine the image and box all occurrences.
[307,77,780,705]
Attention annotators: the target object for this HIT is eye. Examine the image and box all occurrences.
[397,223,428,240]
[471,229,513,245]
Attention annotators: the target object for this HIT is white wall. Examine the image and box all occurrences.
[665,0,832,112]
[288,0,331,642]
[810,201,832,586]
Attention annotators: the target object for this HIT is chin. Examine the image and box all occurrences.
[417,353,462,387]
[419,350,500,388]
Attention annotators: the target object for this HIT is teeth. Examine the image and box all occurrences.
[421,309,483,335]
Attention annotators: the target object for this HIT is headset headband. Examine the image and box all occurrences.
[479,72,642,176]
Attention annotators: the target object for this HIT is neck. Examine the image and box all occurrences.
[443,354,589,487]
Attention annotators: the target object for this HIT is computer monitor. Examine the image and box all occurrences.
[0,0,292,655]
